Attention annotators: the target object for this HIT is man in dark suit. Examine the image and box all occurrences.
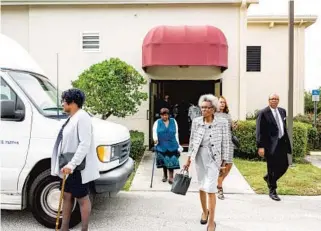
[256,94,292,201]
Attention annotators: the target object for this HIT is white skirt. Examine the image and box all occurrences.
[195,147,220,193]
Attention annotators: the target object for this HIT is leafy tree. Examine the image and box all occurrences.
[304,87,321,114]
[304,90,314,113]
[72,58,148,119]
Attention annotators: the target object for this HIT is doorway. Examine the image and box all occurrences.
[148,79,222,148]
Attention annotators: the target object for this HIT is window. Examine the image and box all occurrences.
[246,46,261,72]
[0,76,25,121]
[0,77,17,102]
[82,32,100,51]
[8,71,65,117]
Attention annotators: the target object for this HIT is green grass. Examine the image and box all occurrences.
[234,158,321,196]
[122,156,143,191]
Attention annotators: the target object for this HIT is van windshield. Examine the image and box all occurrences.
[8,70,66,117]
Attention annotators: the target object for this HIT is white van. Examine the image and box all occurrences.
[0,34,135,228]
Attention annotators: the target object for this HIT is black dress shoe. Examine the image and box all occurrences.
[269,190,281,201]
[200,210,209,225]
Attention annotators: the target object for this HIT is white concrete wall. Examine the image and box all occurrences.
[1,6,29,50]
[1,4,308,144]
[1,4,241,144]
[246,24,305,116]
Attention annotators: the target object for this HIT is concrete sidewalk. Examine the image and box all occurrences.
[131,151,255,194]
[306,155,321,168]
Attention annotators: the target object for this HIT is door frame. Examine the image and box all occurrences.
[214,79,222,97]
[148,78,223,149]
[148,79,160,149]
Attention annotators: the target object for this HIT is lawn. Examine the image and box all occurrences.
[234,158,321,196]
[122,156,143,191]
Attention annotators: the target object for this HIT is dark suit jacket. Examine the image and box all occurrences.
[256,107,292,155]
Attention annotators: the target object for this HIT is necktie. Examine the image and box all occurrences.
[274,109,283,138]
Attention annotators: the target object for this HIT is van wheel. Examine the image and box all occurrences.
[29,169,81,229]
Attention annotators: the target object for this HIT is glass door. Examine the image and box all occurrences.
[149,80,159,149]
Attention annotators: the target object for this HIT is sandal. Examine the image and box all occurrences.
[168,179,173,185]
[217,187,225,200]
[200,210,209,225]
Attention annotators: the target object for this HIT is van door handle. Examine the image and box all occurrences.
[147,110,150,120]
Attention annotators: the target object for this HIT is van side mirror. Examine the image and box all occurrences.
[1,100,25,121]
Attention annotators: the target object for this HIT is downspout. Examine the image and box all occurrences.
[238,0,247,120]
[297,20,304,114]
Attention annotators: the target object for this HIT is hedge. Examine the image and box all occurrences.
[294,114,321,151]
[129,130,146,161]
[292,122,309,161]
[307,126,318,152]
[234,120,309,162]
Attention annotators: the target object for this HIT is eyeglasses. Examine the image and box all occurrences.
[269,98,279,101]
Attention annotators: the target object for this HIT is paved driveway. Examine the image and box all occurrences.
[2,192,321,231]
[2,152,321,231]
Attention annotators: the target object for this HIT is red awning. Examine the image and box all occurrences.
[142,25,228,72]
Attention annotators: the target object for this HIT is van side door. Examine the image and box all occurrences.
[0,75,32,194]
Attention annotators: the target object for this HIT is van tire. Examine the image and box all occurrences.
[29,169,81,229]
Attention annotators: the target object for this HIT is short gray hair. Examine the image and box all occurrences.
[198,94,219,111]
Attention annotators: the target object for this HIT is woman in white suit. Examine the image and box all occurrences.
[51,88,99,231]
[184,94,229,231]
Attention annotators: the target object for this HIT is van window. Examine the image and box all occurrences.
[0,77,17,102]
[8,71,65,117]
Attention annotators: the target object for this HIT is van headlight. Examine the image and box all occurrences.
[97,145,114,162]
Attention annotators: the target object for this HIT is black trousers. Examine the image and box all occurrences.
[265,137,289,190]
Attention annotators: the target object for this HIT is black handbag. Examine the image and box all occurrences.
[59,152,86,171]
[231,126,240,149]
[232,135,240,149]
[58,121,86,171]
[171,169,192,196]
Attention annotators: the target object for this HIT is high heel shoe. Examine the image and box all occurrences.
[207,222,216,231]
[200,210,209,225]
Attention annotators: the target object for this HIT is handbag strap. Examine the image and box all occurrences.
[58,117,81,155]
[59,117,71,155]
[179,169,190,176]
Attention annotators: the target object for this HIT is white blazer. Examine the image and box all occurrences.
[188,116,230,166]
[51,109,100,184]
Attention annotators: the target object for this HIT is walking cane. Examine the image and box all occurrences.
[56,173,67,231]
[150,146,157,188]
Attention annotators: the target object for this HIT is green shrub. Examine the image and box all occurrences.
[234,120,309,161]
[306,125,317,153]
[292,122,308,161]
[130,130,146,161]
[294,114,321,151]
[72,58,148,119]
[233,120,258,159]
